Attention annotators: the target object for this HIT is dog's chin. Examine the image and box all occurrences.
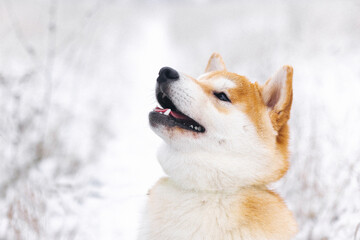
[149,111,176,129]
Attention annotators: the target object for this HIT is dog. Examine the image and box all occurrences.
[139,53,297,240]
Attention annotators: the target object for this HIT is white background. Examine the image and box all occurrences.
[0,0,360,239]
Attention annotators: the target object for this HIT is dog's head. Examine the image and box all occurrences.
[149,53,293,191]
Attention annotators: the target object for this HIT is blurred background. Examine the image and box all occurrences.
[1,0,360,239]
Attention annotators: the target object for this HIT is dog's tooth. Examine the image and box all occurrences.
[164,109,171,116]
[190,125,193,128]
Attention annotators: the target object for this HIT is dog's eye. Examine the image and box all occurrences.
[214,92,231,102]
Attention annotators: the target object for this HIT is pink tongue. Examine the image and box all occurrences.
[170,111,189,120]
[154,107,191,120]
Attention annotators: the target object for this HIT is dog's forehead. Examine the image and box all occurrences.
[197,71,250,90]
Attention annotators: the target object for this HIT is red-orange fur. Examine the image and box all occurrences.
[142,54,297,240]
[197,66,293,182]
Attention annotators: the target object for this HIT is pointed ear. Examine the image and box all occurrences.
[205,53,226,72]
[260,66,293,131]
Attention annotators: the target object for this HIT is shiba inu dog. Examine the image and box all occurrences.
[139,53,297,240]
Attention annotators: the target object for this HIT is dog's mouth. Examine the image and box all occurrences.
[149,92,205,133]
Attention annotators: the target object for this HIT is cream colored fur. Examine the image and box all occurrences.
[139,53,297,240]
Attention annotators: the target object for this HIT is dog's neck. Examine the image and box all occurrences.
[157,143,276,193]
[163,177,267,196]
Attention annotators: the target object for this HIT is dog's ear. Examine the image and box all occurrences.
[205,53,226,72]
[260,66,293,131]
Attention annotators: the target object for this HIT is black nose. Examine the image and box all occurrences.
[157,67,179,84]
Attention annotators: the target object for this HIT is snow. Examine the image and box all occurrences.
[1,0,360,239]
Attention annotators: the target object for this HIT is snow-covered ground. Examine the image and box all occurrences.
[0,0,360,239]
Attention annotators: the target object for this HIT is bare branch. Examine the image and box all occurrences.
[3,0,37,62]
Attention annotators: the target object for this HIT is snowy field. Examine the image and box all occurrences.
[1,0,360,239]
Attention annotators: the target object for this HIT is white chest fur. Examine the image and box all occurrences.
[138,178,297,240]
